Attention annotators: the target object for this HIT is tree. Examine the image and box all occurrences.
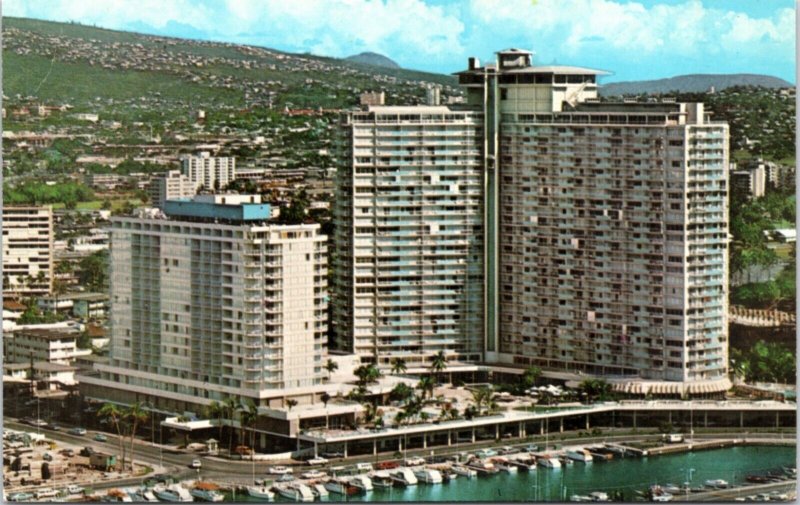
[417,376,435,401]
[125,402,148,471]
[354,364,381,387]
[286,399,298,411]
[390,357,408,375]
[205,401,225,443]
[223,396,239,451]
[430,351,448,384]
[578,378,612,403]
[320,392,331,408]
[324,359,338,381]
[470,386,493,416]
[389,383,414,404]
[78,250,108,291]
[278,189,309,225]
[239,399,258,451]
[521,366,542,389]
[97,403,126,470]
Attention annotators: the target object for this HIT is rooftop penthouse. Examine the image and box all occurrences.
[162,194,271,223]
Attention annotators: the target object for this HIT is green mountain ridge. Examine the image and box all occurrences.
[600,73,793,96]
[345,52,401,69]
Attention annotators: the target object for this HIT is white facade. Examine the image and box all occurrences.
[100,198,327,405]
[149,169,195,208]
[4,328,91,365]
[181,152,236,191]
[2,206,54,297]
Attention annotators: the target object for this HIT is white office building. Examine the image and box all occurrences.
[81,194,328,412]
[2,206,54,297]
[181,152,237,191]
[149,169,195,208]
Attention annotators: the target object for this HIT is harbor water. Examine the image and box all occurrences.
[224,445,796,502]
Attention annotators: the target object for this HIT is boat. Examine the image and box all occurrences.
[190,482,225,502]
[268,466,293,475]
[370,470,395,488]
[571,495,594,502]
[466,458,499,474]
[324,478,360,495]
[311,484,328,498]
[566,448,594,463]
[538,455,562,469]
[273,484,314,502]
[348,474,374,492]
[704,479,729,488]
[589,491,610,502]
[244,484,275,500]
[491,458,518,473]
[142,489,160,502]
[661,484,681,494]
[651,493,674,502]
[8,492,34,502]
[510,456,537,471]
[413,468,443,484]
[389,467,419,486]
[153,483,194,502]
[104,489,134,502]
[451,465,478,478]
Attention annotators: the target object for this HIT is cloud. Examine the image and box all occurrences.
[467,0,794,59]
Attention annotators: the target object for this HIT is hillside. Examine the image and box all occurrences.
[345,52,400,69]
[2,17,458,112]
[600,74,793,96]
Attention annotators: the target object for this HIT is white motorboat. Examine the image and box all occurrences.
[652,493,674,502]
[451,465,478,478]
[571,495,594,502]
[491,458,518,473]
[538,455,562,469]
[189,484,224,502]
[273,484,314,502]
[66,485,85,495]
[589,491,610,502]
[348,474,373,492]
[390,467,419,486]
[324,478,359,495]
[566,448,594,463]
[244,485,275,500]
[511,456,537,471]
[704,479,729,488]
[312,484,328,498]
[268,466,294,475]
[370,470,395,488]
[466,458,499,474]
[142,489,159,502]
[153,484,194,502]
[413,468,443,484]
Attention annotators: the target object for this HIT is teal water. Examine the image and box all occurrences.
[225,446,796,502]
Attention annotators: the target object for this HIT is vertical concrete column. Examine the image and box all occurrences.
[740,411,744,428]
[398,438,402,451]
[519,422,525,438]
[633,411,637,429]
[343,441,348,458]
[775,412,780,428]
[540,422,544,435]
[471,428,475,443]
[447,431,452,446]
[423,435,427,449]
[495,424,500,439]
[586,414,590,430]
[559,418,564,433]
[704,411,708,428]
[373,440,377,456]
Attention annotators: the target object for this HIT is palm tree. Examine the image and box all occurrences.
[470,386,493,416]
[125,402,148,471]
[320,392,331,407]
[324,359,338,382]
[239,399,258,453]
[578,378,612,403]
[354,364,382,387]
[223,396,239,451]
[389,383,414,404]
[417,376,435,401]
[205,401,225,443]
[97,403,126,470]
[286,399,298,411]
[430,351,448,384]
[390,357,407,375]
[521,365,542,389]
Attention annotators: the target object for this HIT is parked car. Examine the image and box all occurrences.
[320,451,344,458]
[190,459,202,469]
[79,447,95,457]
[405,457,425,466]
[475,449,498,458]
[93,434,108,442]
[268,466,293,475]
[60,449,75,457]
[376,461,399,470]
[69,428,87,436]
[307,456,329,466]
[42,453,53,461]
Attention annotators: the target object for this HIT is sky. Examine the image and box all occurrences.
[4,0,796,83]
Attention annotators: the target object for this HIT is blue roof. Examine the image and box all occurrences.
[164,199,271,222]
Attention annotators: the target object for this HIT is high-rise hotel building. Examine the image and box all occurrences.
[334,49,730,395]
[331,107,485,368]
[81,195,329,411]
[2,205,54,298]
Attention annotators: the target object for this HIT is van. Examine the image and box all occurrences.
[666,434,684,443]
[356,463,373,472]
